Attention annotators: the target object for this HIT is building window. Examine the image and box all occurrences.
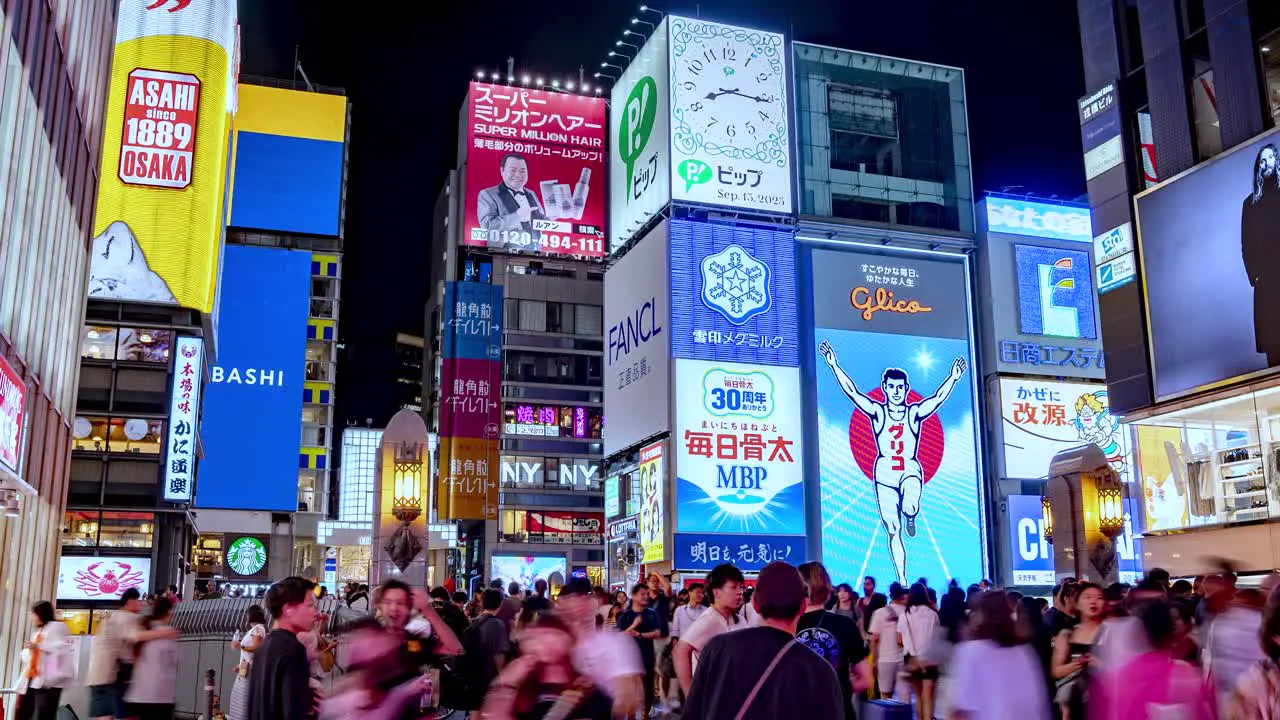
[575,305,603,336]
[79,326,172,363]
[72,416,163,454]
[63,510,101,547]
[1189,53,1222,161]
[1263,37,1280,127]
[99,512,155,548]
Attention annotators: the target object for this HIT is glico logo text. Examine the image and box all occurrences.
[850,286,933,321]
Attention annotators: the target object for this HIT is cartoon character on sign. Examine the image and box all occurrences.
[819,341,966,585]
[75,561,145,598]
[1073,390,1126,476]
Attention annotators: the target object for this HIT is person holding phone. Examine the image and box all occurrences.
[1051,582,1105,720]
[616,584,662,720]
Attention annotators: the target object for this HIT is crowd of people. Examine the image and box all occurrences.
[19,561,1280,719]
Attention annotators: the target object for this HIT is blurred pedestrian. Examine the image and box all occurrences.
[556,578,644,717]
[348,584,370,613]
[319,621,432,720]
[523,579,551,618]
[1208,586,1267,712]
[125,596,180,720]
[1045,582,1080,637]
[675,563,748,696]
[832,583,858,622]
[1093,599,1214,720]
[1051,581,1104,720]
[480,611,613,720]
[948,590,1049,720]
[247,577,320,720]
[617,583,662,719]
[870,582,908,700]
[15,601,72,720]
[448,588,510,711]
[682,562,843,720]
[796,562,869,720]
[228,604,269,720]
[1226,588,1280,719]
[86,588,159,720]
[900,582,942,720]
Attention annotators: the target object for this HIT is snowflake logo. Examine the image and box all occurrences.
[700,244,772,325]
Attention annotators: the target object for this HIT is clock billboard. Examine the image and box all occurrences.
[668,17,793,215]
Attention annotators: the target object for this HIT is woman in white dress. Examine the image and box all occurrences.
[227,604,268,720]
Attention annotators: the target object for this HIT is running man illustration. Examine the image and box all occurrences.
[819,341,967,585]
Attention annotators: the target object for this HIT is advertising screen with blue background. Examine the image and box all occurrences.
[669,219,798,367]
[809,247,984,588]
[984,197,1092,244]
[197,245,311,511]
[1007,494,1141,586]
[1015,244,1097,340]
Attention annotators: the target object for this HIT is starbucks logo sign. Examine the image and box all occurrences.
[226,536,267,576]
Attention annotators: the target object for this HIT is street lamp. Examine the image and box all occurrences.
[1094,471,1124,538]
[391,443,423,524]
[631,17,654,29]
[616,40,639,50]
[1041,494,1054,544]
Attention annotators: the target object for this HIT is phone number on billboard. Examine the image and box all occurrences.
[470,228,605,258]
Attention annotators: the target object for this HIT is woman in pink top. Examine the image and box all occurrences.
[1092,599,1215,720]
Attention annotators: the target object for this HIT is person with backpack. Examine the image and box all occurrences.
[452,588,511,710]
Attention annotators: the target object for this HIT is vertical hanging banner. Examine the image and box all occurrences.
[437,282,503,520]
[638,441,667,563]
[609,17,671,252]
[0,354,26,477]
[163,336,205,503]
[90,0,239,313]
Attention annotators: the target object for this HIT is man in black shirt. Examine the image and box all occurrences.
[617,583,662,720]
[1044,581,1080,636]
[247,576,318,720]
[684,562,843,720]
[375,579,463,718]
[523,578,551,616]
[796,562,870,720]
[430,586,470,641]
[452,589,511,710]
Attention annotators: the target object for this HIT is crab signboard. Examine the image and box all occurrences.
[57,556,152,601]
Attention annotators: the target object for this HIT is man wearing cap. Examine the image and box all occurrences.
[557,576,645,716]
[682,562,843,720]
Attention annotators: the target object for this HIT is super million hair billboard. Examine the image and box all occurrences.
[89,0,239,314]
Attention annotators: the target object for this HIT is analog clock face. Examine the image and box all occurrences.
[672,28,787,158]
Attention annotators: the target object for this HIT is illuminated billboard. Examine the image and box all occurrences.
[984,197,1092,244]
[669,17,792,214]
[57,556,152,601]
[0,354,25,476]
[610,18,670,252]
[503,403,602,439]
[669,219,798,366]
[163,336,204,503]
[231,84,347,236]
[463,83,606,258]
[1007,494,1141,586]
[997,377,1127,482]
[638,441,666,563]
[1014,244,1097,340]
[1135,128,1280,400]
[89,0,238,314]
[197,246,311,511]
[810,248,984,587]
[603,221,671,456]
[490,555,567,591]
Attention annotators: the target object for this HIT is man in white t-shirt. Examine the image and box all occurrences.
[558,577,644,716]
[869,582,907,699]
[674,564,749,695]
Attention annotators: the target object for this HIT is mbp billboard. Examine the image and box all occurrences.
[197,245,311,511]
[1006,494,1141,586]
[668,17,792,215]
[463,83,607,258]
[997,377,1128,483]
[90,0,239,314]
[610,18,670,252]
[809,247,984,588]
[604,221,671,457]
[1136,128,1280,400]
[669,219,799,367]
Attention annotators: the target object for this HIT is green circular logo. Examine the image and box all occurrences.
[619,76,658,203]
[226,537,267,576]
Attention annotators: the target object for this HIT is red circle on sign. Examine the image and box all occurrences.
[848,388,945,484]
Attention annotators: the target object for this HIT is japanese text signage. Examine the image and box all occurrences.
[675,360,805,546]
[998,340,1104,371]
[503,403,601,439]
[443,282,502,361]
[810,247,984,588]
[610,18,671,252]
[638,441,667,563]
[669,219,798,366]
[669,17,792,214]
[463,82,607,258]
[1007,494,1140,586]
[674,533,802,573]
[0,354,25,475]
[997,378,1129,483]
[1014,244,1098,340]
[163,336,204,503]
[984,198,1092,243]
[603,221,671,456]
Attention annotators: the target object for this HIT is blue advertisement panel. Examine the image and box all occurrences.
[443,282,503,361]
[983,197,1092,244]
[810,248,984,588]
[1007,494,1142,586]
[669,219,798,367]
[1015,244,1098,340]
[674,533,805,574]
[197,246,311,511]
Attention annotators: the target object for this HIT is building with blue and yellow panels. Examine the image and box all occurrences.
[189,77,350,586]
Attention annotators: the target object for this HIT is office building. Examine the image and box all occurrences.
[396,333,425,412]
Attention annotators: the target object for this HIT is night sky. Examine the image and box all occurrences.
[240,0,1087,428]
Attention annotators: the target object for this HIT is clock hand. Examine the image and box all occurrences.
[705,88,741,101]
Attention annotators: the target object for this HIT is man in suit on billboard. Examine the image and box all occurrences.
[1242,143,1280,365]
[476,152,546,250]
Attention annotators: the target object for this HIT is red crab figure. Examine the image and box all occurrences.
[74,561,144,597]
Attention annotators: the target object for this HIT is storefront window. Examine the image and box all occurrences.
[56,609,92,636]
[1132,386,1280,533]
[72,417,163,454]
[80,326,115,359]
[117,328,171,363]
[63,510,101,547]
[99,512,155,548]
[193,536,224,575]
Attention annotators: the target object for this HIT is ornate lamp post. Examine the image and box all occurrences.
[384,441,424,572]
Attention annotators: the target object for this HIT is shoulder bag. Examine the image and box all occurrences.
[733,640,797,720]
